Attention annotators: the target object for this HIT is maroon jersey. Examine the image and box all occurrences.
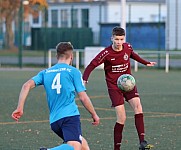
[83,43,150,90]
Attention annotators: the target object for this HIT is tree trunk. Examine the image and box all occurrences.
[5,15,17,50]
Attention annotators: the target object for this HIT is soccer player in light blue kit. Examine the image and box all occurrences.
[12,42,100,150]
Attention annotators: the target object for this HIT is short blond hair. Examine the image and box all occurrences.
[56,42,73,59]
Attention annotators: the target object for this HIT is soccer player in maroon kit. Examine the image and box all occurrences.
[83,27,156,150]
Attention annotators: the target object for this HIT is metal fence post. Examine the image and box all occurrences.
[18,1,23,68]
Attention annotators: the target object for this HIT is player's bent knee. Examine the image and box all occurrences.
[117,116,126,124]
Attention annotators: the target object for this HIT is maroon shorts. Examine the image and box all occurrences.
[108,86,140,107]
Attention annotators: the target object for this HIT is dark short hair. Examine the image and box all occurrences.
[112,26,125,36]
[56,42,73,58]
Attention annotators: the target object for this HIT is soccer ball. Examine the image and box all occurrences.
[117,74,136,92]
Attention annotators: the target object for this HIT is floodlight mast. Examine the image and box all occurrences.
[121,0,126,31]
[18,0,29,68]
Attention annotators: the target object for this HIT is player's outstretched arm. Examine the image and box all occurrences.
[11,79,35,121]
[78,91,100,126]
[146,61,157,66]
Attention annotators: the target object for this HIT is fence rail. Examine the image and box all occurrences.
[48,49,181,73]
[0,49,181,72]
[134,50,181,73]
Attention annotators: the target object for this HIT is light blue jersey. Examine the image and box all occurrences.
[32,63,86,124]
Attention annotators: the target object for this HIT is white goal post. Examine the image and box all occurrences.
[48,47,105,69]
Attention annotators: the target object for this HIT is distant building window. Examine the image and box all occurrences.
[51,10,58,27]
[31,12,41,27]
[71,9,78,28]
[61,9,68,27]
[33,16,39,24]
[81,9,89,28]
